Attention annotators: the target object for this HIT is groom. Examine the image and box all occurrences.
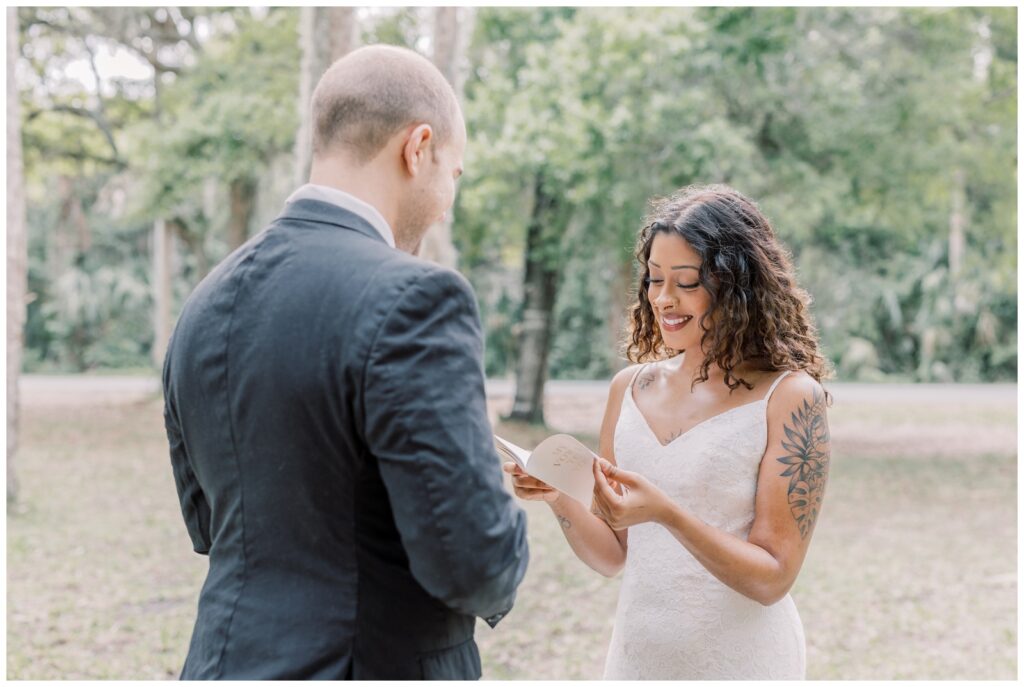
[162,45,529,679]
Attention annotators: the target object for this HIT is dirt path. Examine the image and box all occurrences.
[8,377,1016,679]
[20,374,1016,406]
[22,375,1016,460]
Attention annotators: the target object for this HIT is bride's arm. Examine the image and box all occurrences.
[503,366,637,578]
[592,373,831,605]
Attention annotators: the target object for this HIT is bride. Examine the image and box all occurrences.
[504,184,832,679]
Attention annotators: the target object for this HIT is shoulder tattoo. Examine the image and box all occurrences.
[636,368,656,391]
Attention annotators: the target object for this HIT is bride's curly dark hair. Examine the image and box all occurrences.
[626,184,833,394]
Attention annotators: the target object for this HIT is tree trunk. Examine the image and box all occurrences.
[50,175,78,278]
[57,174,91,254]
[419,7,474,267]
[169,218,209,283]
[294,7,359,187]
[328,7,359,63]
[508,176,562,425]
[948,166,966,278]
[227,178,257,251]
[431,6,469,91]
[949,165,975,318]
[152,218,173,367]
[8,6,26,506]
[608,254,634,372]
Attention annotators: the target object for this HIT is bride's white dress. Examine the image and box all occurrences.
[603,366,806,680]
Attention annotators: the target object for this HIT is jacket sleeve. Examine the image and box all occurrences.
[362,266,529,625]
[163,346,212,555]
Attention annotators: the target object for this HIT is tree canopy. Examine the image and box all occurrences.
[16,7,1017,385]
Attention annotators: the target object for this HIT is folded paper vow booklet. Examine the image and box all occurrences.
[494,434,597,506]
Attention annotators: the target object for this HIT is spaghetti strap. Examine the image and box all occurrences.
[628,363,651,392]
[763,370,792,403]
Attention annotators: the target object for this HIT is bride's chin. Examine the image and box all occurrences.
[661,334,690,350]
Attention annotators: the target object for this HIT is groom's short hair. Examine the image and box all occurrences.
[311,44,460,163]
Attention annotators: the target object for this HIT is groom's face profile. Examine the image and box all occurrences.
[396,111,466,244]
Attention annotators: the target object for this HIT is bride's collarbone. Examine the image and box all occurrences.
[633,368,774,441]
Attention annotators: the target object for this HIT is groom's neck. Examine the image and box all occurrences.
[308,156,400,232]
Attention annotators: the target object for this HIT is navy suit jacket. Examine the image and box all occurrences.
[162,199,529,679]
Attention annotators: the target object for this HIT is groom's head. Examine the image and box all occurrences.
[309,45,465,253]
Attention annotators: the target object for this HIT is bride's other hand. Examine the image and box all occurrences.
[501,462,561,503]
[591,458,670,530]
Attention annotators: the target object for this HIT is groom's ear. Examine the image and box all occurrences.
[401,123,434,177]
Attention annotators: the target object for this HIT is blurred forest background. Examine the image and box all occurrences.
[6,7,1018,680]
[8,5,1017,411]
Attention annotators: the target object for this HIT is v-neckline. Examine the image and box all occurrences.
[626,383,767,449]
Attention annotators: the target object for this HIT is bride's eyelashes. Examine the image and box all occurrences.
[645,277,700,290]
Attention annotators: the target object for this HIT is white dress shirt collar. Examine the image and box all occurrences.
[286,184,395,249]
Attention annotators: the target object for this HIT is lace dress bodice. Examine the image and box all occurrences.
[602,367,806,680]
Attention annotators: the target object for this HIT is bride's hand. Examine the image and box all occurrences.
[591,458,671,530]
[501,462,561,503]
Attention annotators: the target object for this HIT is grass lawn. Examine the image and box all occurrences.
[6,383,1017,679]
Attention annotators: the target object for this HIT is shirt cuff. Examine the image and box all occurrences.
[483,608,511,628]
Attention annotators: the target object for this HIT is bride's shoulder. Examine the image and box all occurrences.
[609,362,648,395]
[607,362,659,410]
[600,364,648,442]
[767,369,829,415]
[773,369,823,395]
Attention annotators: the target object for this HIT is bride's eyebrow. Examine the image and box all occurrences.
[648,260,699,271]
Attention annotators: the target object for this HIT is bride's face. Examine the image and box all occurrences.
[646,232,711,355]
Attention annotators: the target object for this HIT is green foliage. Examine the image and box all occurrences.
[548,247,619,380]
[360,7,423,48]
[23,171,154,371]
[17,7,1018,380]
[20,7,300,372]
[457,6,1016,381]
[128,9,299,224]
[40,264,151,370]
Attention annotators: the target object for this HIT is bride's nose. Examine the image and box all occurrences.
[654,290,676,310]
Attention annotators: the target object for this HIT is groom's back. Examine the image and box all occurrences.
[162,200,521,679]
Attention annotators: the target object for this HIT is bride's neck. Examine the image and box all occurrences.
[667,350,762,385]
[664,350,708,383]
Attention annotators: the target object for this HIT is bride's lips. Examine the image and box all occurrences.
[660,313,693,332]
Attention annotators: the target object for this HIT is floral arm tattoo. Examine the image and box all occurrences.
[776,387,831,539]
